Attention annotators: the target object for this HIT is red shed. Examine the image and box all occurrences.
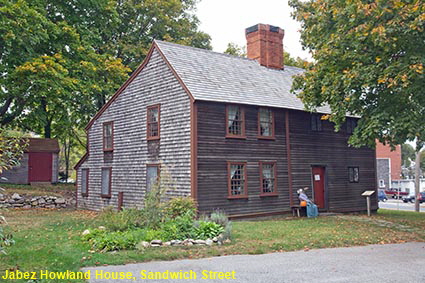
[0,138,60,184]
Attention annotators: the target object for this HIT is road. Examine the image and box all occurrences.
[83,242,425,283]
[379,199,425,212]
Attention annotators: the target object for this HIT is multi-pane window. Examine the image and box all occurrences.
[346,118,357,134]
[260,162,277,195]
[103,122,113,151]
[348,167,359,183]
[81,169,89,197]
[258,108,274,138]
[146,164,160,192]
[311,114,322,131]
[147,104,160,140]
[228,162,247,197]
[226,105,245,137]
[101,167,112,198]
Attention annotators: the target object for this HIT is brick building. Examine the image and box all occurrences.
[376,142,402,189]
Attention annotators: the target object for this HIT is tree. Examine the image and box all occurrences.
[224,43,246,57]
[402,143,415,168]
[284,52,310,69]
[290,0,425,211]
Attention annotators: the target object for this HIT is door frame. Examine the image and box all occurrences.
[310,164,328,211]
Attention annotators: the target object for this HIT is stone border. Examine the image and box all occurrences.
[0,193,75,209]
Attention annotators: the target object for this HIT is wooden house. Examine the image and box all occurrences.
[1,138,59,184]
[75,24,377,217]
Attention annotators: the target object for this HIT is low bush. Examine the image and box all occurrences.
[85,229,147,252]
[164,197,197,219]
[208,209,229,228]
[194,221,224,240]
[99,207,144,232]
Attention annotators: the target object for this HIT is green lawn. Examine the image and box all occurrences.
[0,183,75,197]
[0,209,424,282]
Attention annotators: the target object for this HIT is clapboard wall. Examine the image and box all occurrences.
[77,48,192,210]
[196,102,377,216]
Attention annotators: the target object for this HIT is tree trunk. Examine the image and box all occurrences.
[414,151,421,212]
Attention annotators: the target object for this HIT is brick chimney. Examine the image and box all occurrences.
[245,24,284,70]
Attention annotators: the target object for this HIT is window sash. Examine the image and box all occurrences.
[101,167,112,197]
[349,167,359,183]
[103,122,113,150]
[228,162,247,197]
[259,108,274,137]
[311,115,322,131]
[146,165,160,192]
[81,169,89,196]
[260,162,277,194]
[147,105,160,139]
[227,106,244,136]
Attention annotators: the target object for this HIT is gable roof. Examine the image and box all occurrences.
[155,40,331,113]
[26,138,60,153]
[85,40,332,130]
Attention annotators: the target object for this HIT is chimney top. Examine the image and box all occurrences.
[245,24,285,70]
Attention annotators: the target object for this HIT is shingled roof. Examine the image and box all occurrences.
[26,138,60,153]
[155,40,331,113]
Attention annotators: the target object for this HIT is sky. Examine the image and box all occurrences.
[196,0,311,60]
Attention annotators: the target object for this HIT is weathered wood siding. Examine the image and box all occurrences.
[196,101,289,216]
[77,48,191,210]
[288,110,377,212]
[0,153,29,184]
[196,102,377,216]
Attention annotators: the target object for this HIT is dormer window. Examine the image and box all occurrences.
[147,104,160,140]
[103,122,114,151]
[258,108,275,139]
[226,105,245,138]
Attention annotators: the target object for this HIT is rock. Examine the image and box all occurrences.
[45,204,55,208]
[194,240,206,245]
[12,193,21,200]
[55,198,66,204]
[38,198,46,205]
[150,240,162,245]
[98,226,106,231]
[151,244,161,247]
[212,237,218,243]
[23,205,31,209]
[186,242,193,246]
[82,229,91,236]
[15,198,25,204]
[13,203,24,207]
[171,240,182,246]
[206,239,213,246]
[31,201,38,206]
[164,241,171,246]
[0,193,4,200]
[139,241,150,248]
[224,239,232,244]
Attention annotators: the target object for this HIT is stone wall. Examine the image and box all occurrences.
[0,193,75,209]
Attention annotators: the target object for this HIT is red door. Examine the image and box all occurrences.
[28,153,52,182]
[312,166,326,209]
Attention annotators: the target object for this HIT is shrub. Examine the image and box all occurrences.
[86,229,147,252]
[160,212,196,241]
[194,221,224,240]
[99,207,144,232]
[208,209,229,228]
[164,197,197,219]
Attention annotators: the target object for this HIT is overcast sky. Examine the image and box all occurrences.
[196,0,311,60]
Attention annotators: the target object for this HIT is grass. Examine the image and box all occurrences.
[0,183,75,197]
[0,209,424,283]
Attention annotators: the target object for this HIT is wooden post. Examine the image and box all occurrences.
[366,196,371,217]
[118,192,123,211]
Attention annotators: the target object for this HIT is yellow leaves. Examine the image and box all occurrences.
[321,114,330,121]
[400,74,408,82]
[410,63,423,74]
[377,77,387,84]
[375,57,381,63]
[344,97,351,102]
[371,25,386,35]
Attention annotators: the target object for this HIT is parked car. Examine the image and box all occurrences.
[402,192,425,203]
[378,190,388,202]
[385,188,409,199]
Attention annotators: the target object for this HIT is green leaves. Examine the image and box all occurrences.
[290,0,425,148]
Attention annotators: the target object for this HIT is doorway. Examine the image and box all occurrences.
[311,166,326,209]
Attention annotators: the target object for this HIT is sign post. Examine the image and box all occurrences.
[361,190,375,217]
